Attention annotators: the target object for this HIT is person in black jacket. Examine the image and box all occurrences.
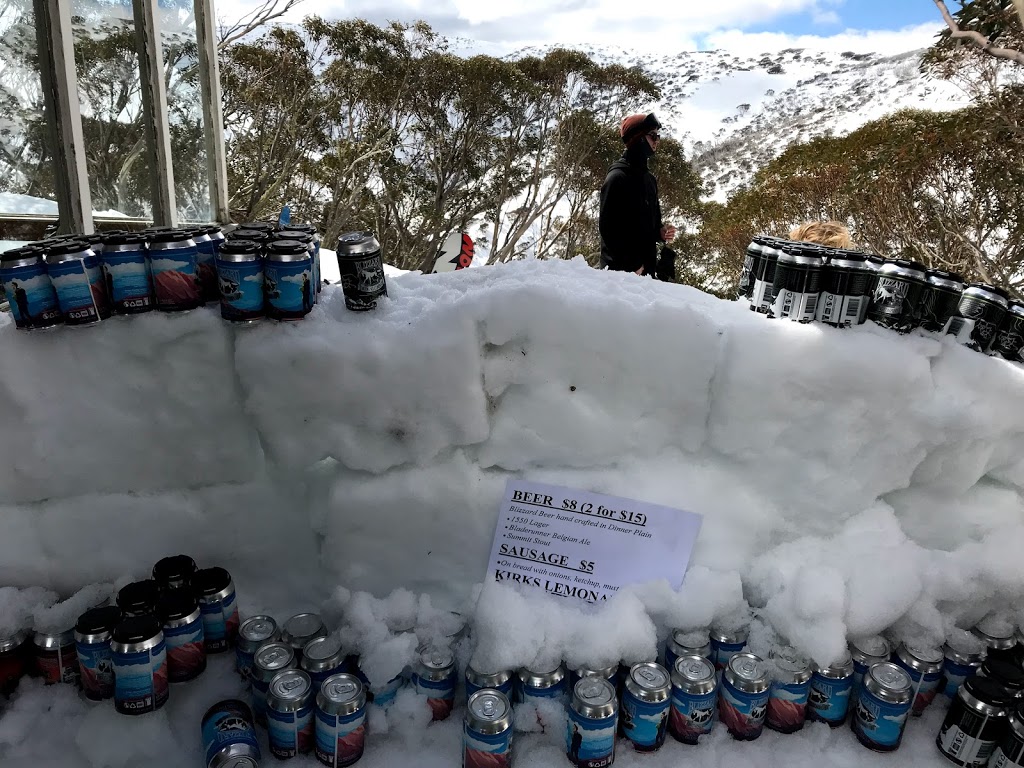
[599,113,677,277]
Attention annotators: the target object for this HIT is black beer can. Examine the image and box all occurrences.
[816,250,870,327]
[738,237,766,300]
[771,244,822,323]
[992,302,1024,362]
[936,676,1014,766]
[945,284,1010,353]
[867,259,928,332]
[336,232,387,312]
[750,240,782,315]
[992,704,1024,767]
[919,270,966,332]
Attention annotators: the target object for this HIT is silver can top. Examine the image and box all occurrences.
[575,663,619,681]
[669,629,710,657]
[626,662,670,703]
[769,647,812,685]
[239,616,279,649]
[465,665,512,689]
[335,231,380,256]
[417,646,455,681]
[813,650,854,679]
[724,653,770,695]
[518,662,566,689]
[571,677,618,720]
[208,743,260,768]
[672,655,716,695]
[864,662,912,704]
[267,669,313,712]
[316,673,366,717]
[466,689,513,735]
[963,284,1010,309]
[301,635,344,671]
[879,260,927,281]
[0,628,29,654]
[895,643,944,674]
[973,619,1017,651]
[282,613,325,648]
[710,625,748,645]
[849,636,891,665]
[927,272,965,291]
[254,642,295,679]
[33,627,76,649]
[942,642,984,666]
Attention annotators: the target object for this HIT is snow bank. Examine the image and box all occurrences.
[2,258,1024,765]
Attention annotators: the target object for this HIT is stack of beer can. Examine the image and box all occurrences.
[739,236,1024,363]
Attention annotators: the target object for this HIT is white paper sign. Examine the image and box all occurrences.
[487,479,703,604]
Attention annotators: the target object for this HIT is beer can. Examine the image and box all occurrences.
[465,689,513,768]
[252,642,297,727]
[237,616,279,682]
[335,232,387,312]
[771,244,822,322]
[216,240,264,323]
[973,618,1018,658]
[868,259,928,332]
[158,588,206,683]
[852,662,912,752]
[117,579,161,619]
[74,606,120,701]
[369,672,405,710]
[919,269,965,332]
[518,662,568,706]
[0,628,31,696]
[100,233,152,314]
[414,646,457,721]
[570,663,621,692]
[281,613,327,664]
[749,240,781,314]
[111,616,169,715]
[152,554,197,591]
[274,230,317,305]
[280,224,320,292]
[992,704,1024,768]
[205,225,225,256]
[993,302,1024,363]
[664,629,711,672]
[668,654,717,745]
[719,652,770,741]
[937,676,1014,766]
[194,567,239,653]
[850,635,892,703]
[0,245,62,329]
[228,228,272,252]
[202,699,260,768]
[621,662,670,752]
[45,242,110,325]
[33,626,79,686]
[981,657,1024,699]
[709,625,748,671]
[315,673,366,767]
[893,643,945,715]
[266,669,315,758]
[465,664,514,699]
[189,227,220,303]
[945,283,1010,353]
[738,237,765,300]
[147,230,203,312]
[566,677,618,768]
[807,650,854,727]
[264,240,314,320]
[766,647,812,733]
[301,635,345,689]
[943,640,984,698]
[816,250,870,327]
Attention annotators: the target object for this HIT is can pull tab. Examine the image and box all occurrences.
[638,668,658,684]
[327,681,356,697]
[481,698,497,717]
[281,677,303,693]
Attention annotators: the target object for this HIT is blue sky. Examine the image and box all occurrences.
[749,0,938,37]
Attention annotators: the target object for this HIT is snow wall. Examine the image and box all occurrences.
[3,258,1024,668]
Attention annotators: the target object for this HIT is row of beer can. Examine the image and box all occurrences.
[738,236,1024,361]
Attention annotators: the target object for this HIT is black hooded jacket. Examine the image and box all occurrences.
[598,141,662,274]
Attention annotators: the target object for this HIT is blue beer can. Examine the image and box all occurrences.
[943,641,984,698]
[0,246,61,329]
[621,662,671,752]
[850,635,891,705]
[766,647,812,734]
[236,615,279,682]
[252,642,296,727]
[669,655,717,745]
[892,643,944,715]
[316,673,366,767]
[277,228,318,303]
[46,242,110,325]
[281,613,327,665]
[267,669,315,758]
[202,699,260,768]
[370,672,405,709]
[570,663,622,694]
[194,567,239,654]
[158,589,206,684]
[852,662,912,752]
[147,230,202,312]
[301,635,345,690]
[710,625,748,672]
[719,652,770,740]
[264,239,313,320]
[215,240,264,323]
[807,650,854,727]
[465,664,514,699]
[567,677,618,768]
[413,646,457,721]
[518,663,568,706]
[465,689,513,768]
[110,616,169,715]
[100,233,152,314]
[665,629,711,672]
[190,227,220,303]
[74,605,121,701]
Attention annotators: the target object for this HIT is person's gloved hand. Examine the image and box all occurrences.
[656,245,676,283]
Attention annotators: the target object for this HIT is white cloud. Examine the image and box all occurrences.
[811,9,841,25]
[706,22,944,56]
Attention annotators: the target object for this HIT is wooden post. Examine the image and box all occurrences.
[132,0,178,227]
[33,0,93,234]
[194,0,231,224]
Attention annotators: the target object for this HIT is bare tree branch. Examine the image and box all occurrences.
[1016,0,1024,30]
[218,0,303,49]
[933,0,1024,65]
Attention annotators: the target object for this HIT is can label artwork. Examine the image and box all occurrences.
[807,673,852,725]
[719,680,768,740]
[48,256,109,324]
[0,261,61,329]
[947,294,1005,351]
[415,672,457,721]
[943,659,980,698]
[339,254,387,311]
[852,688,909,751]
[938,721,1002,766]
[101,249,152,313]
[566,709,616,768]
[195,245,220,303]
[216,259,264,322]
[236,647,256,682]
[466,676,514,700]
[370,674,404,709]
[36,644,80,685]
[164,618,205,683]
[316,706,366,767]
[711,639,746,672]
[203,700,260,768]
[252,678,270,724]
[113,642,169,714]
[521,678,569,704]
[898,666,942,715]
[669,689,716,744]
[200,591,239,653]
[992,734,1024,768]
[268,704,314,758]
[265,258,314,320]
[76,639,114,700]
[621,689,670,751]
[150,251,201,311]
[465,721,513,768]
[766,680,809,733]
[993,313,1024,362]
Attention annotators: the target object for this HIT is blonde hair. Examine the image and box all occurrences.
[789,221,853,249]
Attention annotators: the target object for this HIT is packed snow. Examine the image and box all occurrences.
[2,258,1024,767]
[0,192,128,218]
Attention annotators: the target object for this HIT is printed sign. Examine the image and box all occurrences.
[487,480,703,604]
